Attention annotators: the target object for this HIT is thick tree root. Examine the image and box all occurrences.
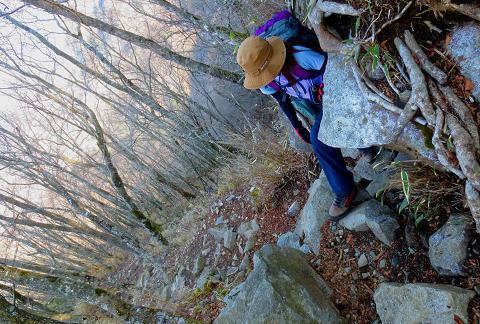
[316,1,361,16]
[351,63,425,126]
[403,30,447,85]
[465,181,480,234]
[439,85,480,150]
[394,37,436,126]
[432,109,465,178]
[446,114,480,190]
[428,78,449,112]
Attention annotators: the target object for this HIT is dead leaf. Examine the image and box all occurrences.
[445,33,452,49]
[346,233,354,247]
[454,314,465,324]
[464,79,474,92]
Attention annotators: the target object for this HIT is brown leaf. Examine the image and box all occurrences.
[445,33,452,48]
[454,314,465,324]
[346,233,354,247]
[464,79,474,92]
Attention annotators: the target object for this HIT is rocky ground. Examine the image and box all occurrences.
[158,146,479,323]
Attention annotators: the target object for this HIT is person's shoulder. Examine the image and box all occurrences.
[292,45,326,70]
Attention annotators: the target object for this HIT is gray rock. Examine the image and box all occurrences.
[448,23,480,99]
[215,216,227,226]
[239,255,249,272]
[195,267,211,290]
[223,229,237,251]
[243,235,255,254]
[341,147,360,159]
[353,156,377,181]
[237,219,259,240]
[361,272,370,279]
[215,245,345,323]
[300,244,311,254]
[208,224,228,242]
[287,200,301,217]
[364,201,399,246]
[223,282,245,305]
[339,205,370,232]
[374,282,475,324]
[193,255,205,275]
[429,214,472,276]
[318,54,438,163]
[358,254,368,268]
[295,173,333,255]
[277,232,302,250]
[366,172,390,197]
[379,259,387,269]
[280,110,313,153]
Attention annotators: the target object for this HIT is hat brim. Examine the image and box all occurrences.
[243,37,286,90]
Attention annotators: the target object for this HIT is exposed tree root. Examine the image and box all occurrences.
[445,2,480,22]
[446,114,480,191]
[427,78,449,112]
[403,30,447,85]
[394,37,436,126]
[316,1,361,16]
[439,85,480,150]
[351,63,425,126]
[465,181,480,234]
[432,109,465,178]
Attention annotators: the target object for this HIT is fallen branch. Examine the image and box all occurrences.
[439,85,480,150]
[432,109,465,178]
[445,3,480,22]
[394,37,436,126]
[361,71,393,103]
[380,62,401,96]
[446,114,480,190]
[403,30,447,85]
[465,181,480,234]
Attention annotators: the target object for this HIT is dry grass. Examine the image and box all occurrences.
[217,125,310,207]
[385,160,466,226]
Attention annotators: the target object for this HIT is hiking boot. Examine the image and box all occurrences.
[329,187,357,220]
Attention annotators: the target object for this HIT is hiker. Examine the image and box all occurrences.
[236,15,363,219]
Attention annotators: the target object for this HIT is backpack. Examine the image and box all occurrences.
[255,10,327,125]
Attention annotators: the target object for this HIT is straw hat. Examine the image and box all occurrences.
[236,36,286,90]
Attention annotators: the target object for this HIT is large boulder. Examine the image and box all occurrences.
[295,173,333,255]
[448,22,480,99]
[215,245,345,323]
[318,54,438,163]
[429,214,472,276]
[374,282,475,324]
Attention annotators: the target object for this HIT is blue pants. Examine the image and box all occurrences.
[309,109,354,196]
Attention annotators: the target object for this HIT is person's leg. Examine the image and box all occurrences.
[309,111,354,196]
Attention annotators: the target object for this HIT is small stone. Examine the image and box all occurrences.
[358,254,368,268]
[244,236,255,253]
[240,202,245,209]
[335,237,341,243]
[379,259,387,268]
[277,232,302,250]
[226,266,238,277]
[344,267,352,273]
[429,214,471,276]
[223,229,237,251]
[238,219,260,240]
[343,248,349,253]
[354,248,360,257]
[362,272,370,279]
[287,201,301,217]
[391,255,399,268]
[338,229,344,236]
[293,189,300,196]
[369,251,377,260]
[193,255,205,275]
[226,194,236,202]
[215,216,226,226]
[239,255,249,272]
[352,273,359,280]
